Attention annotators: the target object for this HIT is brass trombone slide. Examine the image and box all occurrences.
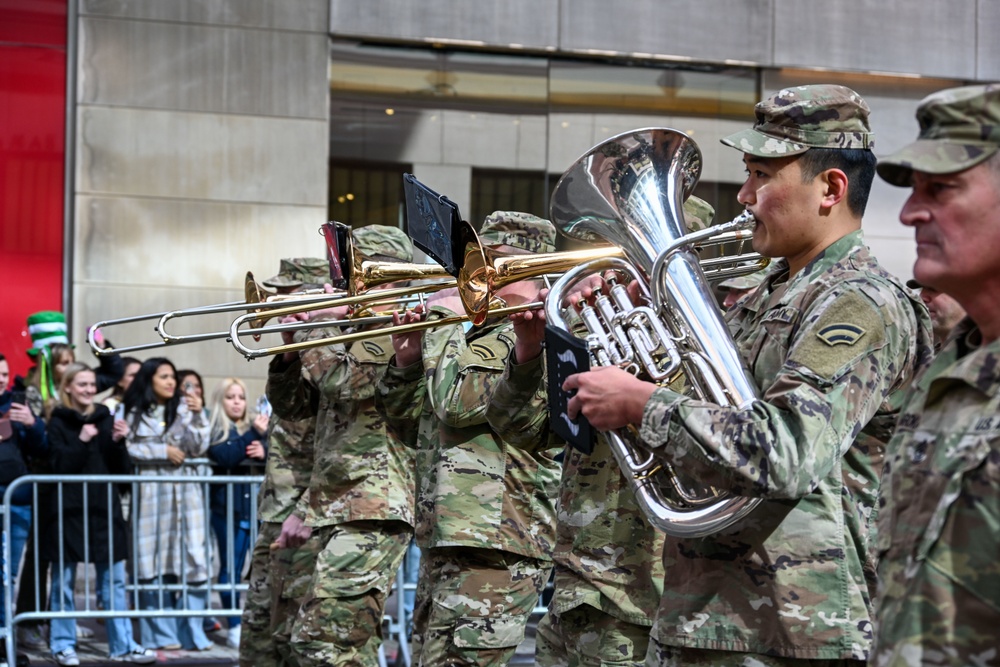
[228,237,766,360]
[88,274,345,357]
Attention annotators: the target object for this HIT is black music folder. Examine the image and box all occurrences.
[545,325,595,454]
[402,173,464,276]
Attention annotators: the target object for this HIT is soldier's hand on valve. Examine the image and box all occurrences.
[564,365,655,431]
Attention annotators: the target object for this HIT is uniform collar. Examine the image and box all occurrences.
[926,318,1000,399]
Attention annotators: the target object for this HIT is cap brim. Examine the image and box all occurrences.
[877,139,1000,186]
[261,276,303,288]
[720,129,810,158]
[905,279,922,289]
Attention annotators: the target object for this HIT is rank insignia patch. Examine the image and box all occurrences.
[816,324,866,346]
[469,342,498,361]
[362,341,385,356]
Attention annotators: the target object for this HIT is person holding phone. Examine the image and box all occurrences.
[123,358,213,651]
[0,353,47,637]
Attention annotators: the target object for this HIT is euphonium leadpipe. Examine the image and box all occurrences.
[546,127,763,538]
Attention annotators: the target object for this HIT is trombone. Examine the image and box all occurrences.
[88,218,765,360]
[228,223,766,359]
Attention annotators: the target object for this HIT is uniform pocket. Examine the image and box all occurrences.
[452,614,527,649]
[914,431,992,561]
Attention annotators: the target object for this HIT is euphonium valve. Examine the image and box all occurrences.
[547,127,762,538]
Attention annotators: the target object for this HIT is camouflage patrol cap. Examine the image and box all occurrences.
[352,224,413,263]
[262,258,330,288]
[718,268,768,291]
[479,211,557,253]
[722,84,874,157]
[877,83,1000,186]
[683,195,715,232]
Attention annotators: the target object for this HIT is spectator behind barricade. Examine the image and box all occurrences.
[102,356,140,414]
[42,363,156,666]
[206,377,268,649]
[0,353,47,632]
[716,268,768,310]
[23,313,124,419]
[176,369,205,408]
[906,278,967,350]
[123,357,213,652]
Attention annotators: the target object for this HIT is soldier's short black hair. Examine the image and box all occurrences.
[798,148,877,219]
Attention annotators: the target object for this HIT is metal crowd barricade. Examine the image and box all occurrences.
[1,461,262,662]
[3,468,549,667]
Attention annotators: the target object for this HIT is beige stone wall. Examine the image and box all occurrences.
[72,0,330,400]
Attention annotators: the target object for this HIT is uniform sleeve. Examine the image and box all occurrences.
[267,354,318,423]
[485,353,554,452]
[376,361,424,448]
[639,285,912,499]
[427,320,511,429]
[301,334,383,404]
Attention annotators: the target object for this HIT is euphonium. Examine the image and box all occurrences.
[546,128,762,538]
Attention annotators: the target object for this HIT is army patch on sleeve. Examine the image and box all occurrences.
[469,342,499,361]
[361,341,385,356]
[788,290,886,380]
[816,324,867,346]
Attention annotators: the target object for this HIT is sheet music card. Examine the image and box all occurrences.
[545,324,595,454]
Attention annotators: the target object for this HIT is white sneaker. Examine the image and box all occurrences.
[53,648,80,667]
[226,625,241,649]
[110,648,156,664]
[76,625,95,639]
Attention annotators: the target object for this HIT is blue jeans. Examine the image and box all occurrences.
[49,560,143,658]
[1,503,31,627]
[210,512,251,628]
[137,575,212,650]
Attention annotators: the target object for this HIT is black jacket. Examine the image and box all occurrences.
[0,390,48,498]
[208,425,267,524]
[41,404,130,563]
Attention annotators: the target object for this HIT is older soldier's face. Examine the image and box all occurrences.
[900,163,1000,301]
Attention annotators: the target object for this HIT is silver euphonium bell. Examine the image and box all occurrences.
[546,128,762,538]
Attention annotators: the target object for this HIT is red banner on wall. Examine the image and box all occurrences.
[0,0,67,384]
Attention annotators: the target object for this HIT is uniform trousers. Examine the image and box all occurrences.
[288,520,410,667]
[239,521,281,667]
[535,604,652,667]
[410,546,550,667]
[645,640,867,667]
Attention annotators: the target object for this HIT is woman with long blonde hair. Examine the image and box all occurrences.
[206,377,268,649]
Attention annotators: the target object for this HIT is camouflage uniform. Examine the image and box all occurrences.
[483,197,715,667]
[376,212,562,667]
[239,415,315,667]
[871,84,1000,666]
[267,227,417,667]
[636,86,934,664]
[239,257,325,667]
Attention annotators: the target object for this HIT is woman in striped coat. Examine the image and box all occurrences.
[123,357,212,652]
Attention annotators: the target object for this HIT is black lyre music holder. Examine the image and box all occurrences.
[320,220,350,291]
[545,324,596,454]
[402,173,476,277]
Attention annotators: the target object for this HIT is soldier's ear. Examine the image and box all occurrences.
[817,168,849,210]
